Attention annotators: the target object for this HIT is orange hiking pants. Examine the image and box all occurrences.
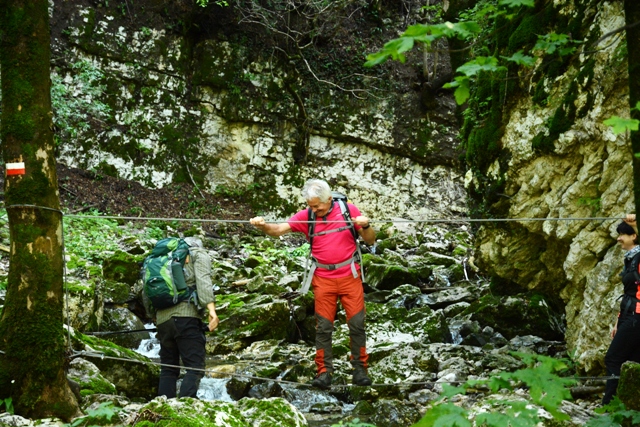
[312,274,368,374]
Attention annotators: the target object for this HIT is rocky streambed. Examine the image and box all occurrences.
[0,214,606,426]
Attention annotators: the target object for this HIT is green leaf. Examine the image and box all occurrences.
[585,414,622,427]
[501,51,535,67]
[439,383,468,398]
[456,56,502,77]
[498,0,535,7]
[476,401,540,427]
[363,52,389,67]
[487,375,512,392]
[454,81,471,105]
[413,402,471,427]
[633,101,640,112]
[604,116,639,134]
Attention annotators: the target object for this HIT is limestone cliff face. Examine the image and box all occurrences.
[467,0,631,373]
[49,0,466,221]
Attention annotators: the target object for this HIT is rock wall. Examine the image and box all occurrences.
[466,0,631,373]
[49,0,466,221]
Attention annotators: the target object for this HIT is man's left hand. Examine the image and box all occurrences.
[208,312,219,332]
[354,216,370,228]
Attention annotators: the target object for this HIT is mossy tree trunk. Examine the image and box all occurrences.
[0,0,79,420]
[625,0,640,215]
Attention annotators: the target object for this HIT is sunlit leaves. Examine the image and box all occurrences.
[604,117,639,134]
[364,21,481,67]
[444,76,470,104]
[502,51,536,67]
[412,402,471,427]
[587,398,640,426]
[364,37,414,67]
[442,57,504,104]
[499,0,535,7]
[411,353,577,427]
[604,102,640,135]
[534,32,580,56]
[476,401,539,427]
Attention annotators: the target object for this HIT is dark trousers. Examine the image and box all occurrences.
[157,316,206,398]
[603,313,640,404]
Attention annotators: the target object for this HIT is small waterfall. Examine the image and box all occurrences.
[133,323,233,402]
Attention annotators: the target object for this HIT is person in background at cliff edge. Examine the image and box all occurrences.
[249,179,376,390]
[602,214,640,405]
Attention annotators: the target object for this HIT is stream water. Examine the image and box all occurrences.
[132,324,347,425]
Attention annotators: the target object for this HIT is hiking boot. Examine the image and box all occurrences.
[311,372,332,390]
[352,366,372,386]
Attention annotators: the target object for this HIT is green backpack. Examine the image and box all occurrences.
[142,237,192,309]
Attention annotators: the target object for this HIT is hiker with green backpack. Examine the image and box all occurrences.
[142,236,218,398]
[250,179,376,390]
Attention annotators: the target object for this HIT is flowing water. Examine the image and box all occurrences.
[133,324,360,425]
[134,324,233,402]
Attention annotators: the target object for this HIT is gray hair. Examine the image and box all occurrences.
[302,179,332,202]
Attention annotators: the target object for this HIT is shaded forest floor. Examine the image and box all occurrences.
[2,163,258,236]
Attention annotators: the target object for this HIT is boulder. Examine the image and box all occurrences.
[69,328,159,400]
[103,280,131,304]
[66,280,104,331]
[99,307,149,349]
[207,294,295,353]
[369,398,422,427]
[134,396,307,427]
[617,361,640,411]
[462,293,565,341]
[366,263,419,290]
[102,250,143,286]
[67,358,117,397]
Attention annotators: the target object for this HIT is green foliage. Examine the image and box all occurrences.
[51,60,112,146]
[587,398,640,427]
[196,0,229,6]
[577,196,601,215]
[499,0,534,6]
[413,401,470,427]
[411,353,575,427]
[364,22,481,68]
[604,117,639,134]
[533,32,581,56]
[0,397,14,415]
[66,402,120,427]
[63,211,123,261]
[604,102,640,135]
[501,51,535,67]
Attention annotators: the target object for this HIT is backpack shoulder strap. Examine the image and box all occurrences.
[307,207,317,248]
[632,252,640,283]
[337,199,358,243]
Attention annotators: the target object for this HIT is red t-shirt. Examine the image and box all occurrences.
[288,202,362,278]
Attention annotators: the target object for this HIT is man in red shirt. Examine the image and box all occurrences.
[250,179,376,389]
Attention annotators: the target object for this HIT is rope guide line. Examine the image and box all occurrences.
[74,350,618,389]
[1,204,627,224]
[0,204,624,392]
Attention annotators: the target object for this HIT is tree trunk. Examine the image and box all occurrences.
[625,0,640,215]
[0,0,79,420]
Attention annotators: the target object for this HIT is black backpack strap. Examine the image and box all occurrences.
[632,252,640,283]
[307,207,316,248]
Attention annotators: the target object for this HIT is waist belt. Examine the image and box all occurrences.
[300,249,363,294]
[620,294,640,315]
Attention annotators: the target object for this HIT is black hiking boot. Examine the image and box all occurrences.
[311,372,332,390]
[352,366,372,386]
